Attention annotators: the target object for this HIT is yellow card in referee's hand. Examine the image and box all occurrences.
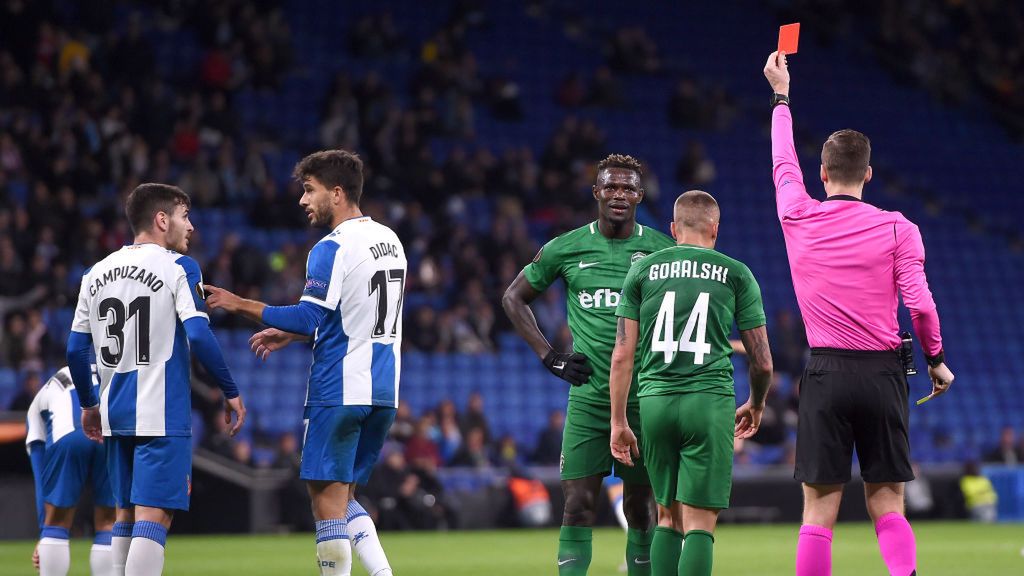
[916,395,933,406]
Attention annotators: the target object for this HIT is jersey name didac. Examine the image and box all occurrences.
[301,216,407,408]
[25,367,100,449]
[617,245,767,398]
[523,221,675,406]
[72,243,208,436]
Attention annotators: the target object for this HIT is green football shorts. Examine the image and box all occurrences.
[560,399,650,485]
[639,392,734,509]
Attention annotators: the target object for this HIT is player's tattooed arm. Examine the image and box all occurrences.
[501,271,554,360]
[739,324,773,407]
[609,317,638,424]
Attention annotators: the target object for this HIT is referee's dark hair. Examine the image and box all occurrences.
[293,149,364,205]
[821,129,871,186]
[125,183,191,235]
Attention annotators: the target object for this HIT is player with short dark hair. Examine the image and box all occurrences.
[764,51,954,576]
[502,154,674,575]
[205,149,404,576]
[27,366,116,576]
[67,183,245,576]
[610,190,773,576]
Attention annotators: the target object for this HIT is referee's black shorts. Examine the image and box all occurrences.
[794,348,914,484]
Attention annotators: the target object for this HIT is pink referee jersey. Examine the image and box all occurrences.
[771,105,943,356]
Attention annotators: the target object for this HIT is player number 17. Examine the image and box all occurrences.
[368,269,405,338]
[651,291,711,364]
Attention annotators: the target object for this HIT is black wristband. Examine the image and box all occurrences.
[771,93,790,108]
[925,350,945,368]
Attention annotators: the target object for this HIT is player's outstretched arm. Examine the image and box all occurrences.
[609,317,640,466]
[502,272,592,386]
[735,324,774,439]
[204,284,267,324]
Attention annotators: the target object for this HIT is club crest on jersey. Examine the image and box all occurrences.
[631,252,647,264]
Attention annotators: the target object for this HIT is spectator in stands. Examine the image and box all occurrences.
[201,411,240,461]
[587,66,624,108]
[960,461,998,523]
[770,308,808,380]
[389,403,416,443]
[748,383,788,451]
[904,463,934,519]
[459,391,491,442]
[451,426,492,469]
[675,140,716,187]
[7,370,41,411]
[495,435,523,469]
[983,426,1024,465]
[405,415,443,470]
[436,399,463,462]
[667,79,703,129]
[532,410,564,465]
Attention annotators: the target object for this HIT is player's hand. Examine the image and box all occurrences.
[543,350,593,386]
[920,362,954,403]
[204,284,242,313]
[224,395,246,436]
[81,406,103,442]
[610,423,639,467]
[735,401,764,439]
[764,51,790,96]
[32,543,39,571]
[249,328,296,360]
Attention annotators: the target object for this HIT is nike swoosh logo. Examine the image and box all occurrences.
[557,559,576,566]
[552,361,566,370]
[634,558,651,565]
[578,261,601,269]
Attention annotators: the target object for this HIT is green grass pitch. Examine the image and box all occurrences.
[1,522,1022,575]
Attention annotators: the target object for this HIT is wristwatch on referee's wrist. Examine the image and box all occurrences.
[925,350,945,368]
[770,93,790,108]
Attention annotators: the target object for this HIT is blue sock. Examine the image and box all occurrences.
[131,521,168,546]
[94,530,113,546]
[40,526,70,540]
[315,518,348,543]
[346,500,369,522]
[112,521,134,538]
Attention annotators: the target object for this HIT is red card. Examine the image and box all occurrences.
[778,23,800,55]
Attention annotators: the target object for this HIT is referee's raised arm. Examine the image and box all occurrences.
[765,52,816,221]
[762,50,953,576]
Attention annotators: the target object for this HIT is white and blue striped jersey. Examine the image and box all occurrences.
[301,216,406,407]
[25,367,100,451]
[71,243,208,436]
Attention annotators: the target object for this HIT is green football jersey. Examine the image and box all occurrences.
[616,245,766,398]
[523,221,675,406]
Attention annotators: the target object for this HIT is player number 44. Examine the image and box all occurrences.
[651,291,711,364]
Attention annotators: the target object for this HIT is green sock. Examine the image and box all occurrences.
[558,526,593,575]
[650,526,683,576]
[626,527,653,575]
[680,530,714,576]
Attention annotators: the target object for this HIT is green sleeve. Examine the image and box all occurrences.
[522,239,562,291]
[615,264,642,321]
[734,264,767,330]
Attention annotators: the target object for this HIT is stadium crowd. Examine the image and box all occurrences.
[5,0,1019,497]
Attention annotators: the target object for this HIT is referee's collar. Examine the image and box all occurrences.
[823,194,862,202]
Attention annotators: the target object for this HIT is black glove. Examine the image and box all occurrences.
[543,350,593,386]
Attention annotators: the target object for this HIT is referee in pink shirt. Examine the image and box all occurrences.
[764,51,955,576]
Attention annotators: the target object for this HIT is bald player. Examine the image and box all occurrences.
[610,191,773,576]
